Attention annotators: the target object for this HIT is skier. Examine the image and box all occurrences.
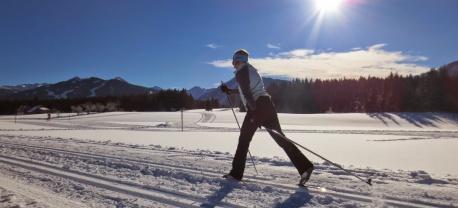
[220,49,314,185]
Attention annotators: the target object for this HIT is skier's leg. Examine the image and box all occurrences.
[229,115,259,180]
[264,115,314,176]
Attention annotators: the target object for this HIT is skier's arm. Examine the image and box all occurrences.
[236,66,257,110]
[229,89,239,94]
[220,84,239,95]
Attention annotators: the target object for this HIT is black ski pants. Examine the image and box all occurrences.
[229,96,314,180]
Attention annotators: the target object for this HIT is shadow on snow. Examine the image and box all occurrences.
[367,112,458,128]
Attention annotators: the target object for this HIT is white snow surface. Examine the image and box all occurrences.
[47,89,74,99]
[0,110,457,207]
[90,82,106,97]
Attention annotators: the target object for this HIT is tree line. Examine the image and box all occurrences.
[0,89,220,115]
[266,67,458,113]
[1,67,456,115]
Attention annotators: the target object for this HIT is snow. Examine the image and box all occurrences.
[48,89,74,99]
[115,77,127,82]
[90,82,106,97]
[0,110,457,207]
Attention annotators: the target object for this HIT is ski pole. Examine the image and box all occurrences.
[221,81,259,175]
[264,127,372,186]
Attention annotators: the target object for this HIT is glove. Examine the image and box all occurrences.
[250,109,262,128]
[220,84,231,95]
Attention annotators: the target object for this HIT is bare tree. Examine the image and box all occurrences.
[71,105,83,115]
[95,103,105,113]
[81,102,95,114]
[106,102,119,112]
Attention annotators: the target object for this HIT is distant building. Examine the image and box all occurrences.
[16,106,27,115]
[16,105,51,114]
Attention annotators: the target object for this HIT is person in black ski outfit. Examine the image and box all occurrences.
[220,49,314,185]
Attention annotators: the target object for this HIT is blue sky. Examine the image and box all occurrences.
[1,0,457,89]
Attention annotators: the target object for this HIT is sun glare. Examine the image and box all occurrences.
[314,0,343,12]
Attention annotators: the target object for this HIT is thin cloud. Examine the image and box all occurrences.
[206,44,218,49]
[208,44,430,79]
[208,60,232,68]
[275,49,314,58]
[267,44,281,50]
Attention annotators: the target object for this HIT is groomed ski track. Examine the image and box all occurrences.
[0,138,453,208]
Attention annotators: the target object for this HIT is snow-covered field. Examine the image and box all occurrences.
[0,110,457,207]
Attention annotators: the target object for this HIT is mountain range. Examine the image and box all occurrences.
[0,83,48,97]
[0,75,284,104]
[1,60,457,101]
[191,77,286,104]
[0,77,161,100]
[446,61,458,76]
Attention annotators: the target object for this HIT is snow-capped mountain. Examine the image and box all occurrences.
[187,86,212,99]
[445,61,458,76]
[149,86,162,91]
[0,83,49,97]
[194,77,287,105]
[421,60,458,77]
[0,77,158,100]
[113,77,127,82]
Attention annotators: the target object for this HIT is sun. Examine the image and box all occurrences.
[314,0,343,12]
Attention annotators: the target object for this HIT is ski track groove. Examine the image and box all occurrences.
[0,140,451,208]
[197,112,216,123]
[0,154,242,208]
[0,176,88,208]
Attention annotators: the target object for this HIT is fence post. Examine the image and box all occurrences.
[181,108,184,132]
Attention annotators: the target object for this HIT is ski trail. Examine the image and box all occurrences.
[0,155,240,208]
[197,112,216,123]
[0,139,452,208]
[0,177,87,208]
